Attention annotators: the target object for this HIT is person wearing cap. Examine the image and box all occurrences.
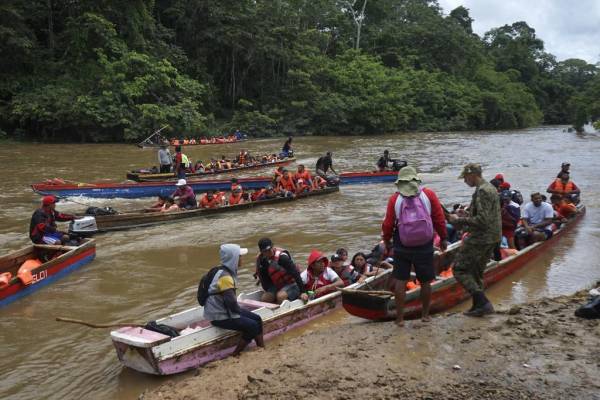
[255,238,308,304]
[171,179,197,209]
[382,166,448,326]
[500,190,520,249]
[447,163,501,317]
[158,142,172,174]
[301,250,344,298]
[547,171,580,203]
[315,151,338,179]
[329,253,359,286]
[29,196,75,245]
[204,244,264,356]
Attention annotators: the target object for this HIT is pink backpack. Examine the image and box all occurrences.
[395,190,434,247]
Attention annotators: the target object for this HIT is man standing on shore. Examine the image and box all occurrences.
[447,163,501,317]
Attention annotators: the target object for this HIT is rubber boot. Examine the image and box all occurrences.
[464,292,494,317]
[254,333,265,348]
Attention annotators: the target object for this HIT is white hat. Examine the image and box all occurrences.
[176,179,187,186]
[239,248,249,255]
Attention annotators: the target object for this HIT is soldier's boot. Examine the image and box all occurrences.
[464,292,494,317]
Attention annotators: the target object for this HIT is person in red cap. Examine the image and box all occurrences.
[300,250,344,298]
[29,196,75,244]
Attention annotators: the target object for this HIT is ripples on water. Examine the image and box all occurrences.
[1,127,599,399]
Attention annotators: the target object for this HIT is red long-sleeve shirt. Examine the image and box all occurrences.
[382,188,447,244]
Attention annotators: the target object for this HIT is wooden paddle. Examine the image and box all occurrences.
[56,317,144,329]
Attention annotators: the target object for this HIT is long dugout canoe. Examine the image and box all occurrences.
[127,158,295,182]
[70,187,339,234]
[32,170,398,199]
[0,240,96,308]
[341,205,586,321]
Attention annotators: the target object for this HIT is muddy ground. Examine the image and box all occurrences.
[145,287,600,400]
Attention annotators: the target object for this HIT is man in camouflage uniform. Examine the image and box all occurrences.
[447,163,501,317]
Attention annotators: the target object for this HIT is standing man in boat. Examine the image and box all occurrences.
[204,244,264,356]
[158,141,172,174]
[29,195,76,245]
[255,238,309,304]
[174,145,190,179]
[315,151,338,179]
[381,166,448,326]
[281,137,293,158]
[447,163,501,317]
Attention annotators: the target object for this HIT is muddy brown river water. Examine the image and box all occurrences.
[1,126,599,399]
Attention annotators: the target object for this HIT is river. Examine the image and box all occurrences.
[0,126,599,399]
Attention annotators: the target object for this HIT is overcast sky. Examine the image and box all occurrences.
[437,0,600,64]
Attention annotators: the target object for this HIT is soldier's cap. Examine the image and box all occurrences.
[458,163,482,179]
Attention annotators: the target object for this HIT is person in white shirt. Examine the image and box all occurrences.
[521,192,554,243]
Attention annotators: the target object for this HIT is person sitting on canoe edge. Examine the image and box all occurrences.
[173,146,191,179]
[29,195,76,245]
[294,164,314,190]
[277,169,297,197]
[203,244,264,356]
[550,194,577,221]
[171,179,197,209]
[255,238,309,304]
[315,151,338,179]
[382,166,448,326]
[329,253,359,286]
[447,163,501,317]
[516,192,555,248]
[301,250,344,299]
[160,197,180,212]
[200,190,221,209]
[547,171,581,204]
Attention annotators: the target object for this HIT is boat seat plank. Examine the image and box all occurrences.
[111,327,171,348]
[238,299,279,310]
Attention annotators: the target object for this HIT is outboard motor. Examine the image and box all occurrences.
[69,216,99,236]
[325,175,340,186]
[392,160,407,171]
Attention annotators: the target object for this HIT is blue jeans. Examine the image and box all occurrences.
[211,308,263,342]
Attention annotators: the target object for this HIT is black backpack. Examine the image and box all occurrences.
[197,266,225,306]
[574,296,600,319]
[511,190,523,205]
[85,206,117,216]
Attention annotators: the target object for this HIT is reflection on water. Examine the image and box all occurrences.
[1,127,599,399]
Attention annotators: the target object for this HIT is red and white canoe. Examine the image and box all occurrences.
[110,270,389,375]
[341,205,586,321]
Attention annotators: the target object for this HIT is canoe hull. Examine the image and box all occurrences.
[127,158,294,182]
[342,206,586,321]
[32,171,398,199]
[111,272,390,375]
[0,240,96,308]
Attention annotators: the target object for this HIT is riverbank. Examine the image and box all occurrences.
[144,285,600,400]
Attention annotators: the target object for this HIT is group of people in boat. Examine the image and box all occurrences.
[272,164,329,195]
[169,130,246,146]
[154,144,288,179]
[203,238,393,355]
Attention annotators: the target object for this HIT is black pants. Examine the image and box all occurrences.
[211,308,263,342]
[160,164,171,173]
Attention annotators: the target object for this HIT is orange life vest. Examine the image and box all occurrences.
[295,171,311,181]
[552,179,575,196]
[279,175,295,191]
[18,259,43,285]
[229,193,243,205]
[200,195,220,208]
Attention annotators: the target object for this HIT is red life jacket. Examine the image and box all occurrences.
[304,267,336,297]
[229,193,243,205]
[552,179,575,196]
[257,248,297,290]
[294,171,311,181]
[335,266,355,286]
[279,175,295,191]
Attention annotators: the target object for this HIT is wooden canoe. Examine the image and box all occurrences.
[69,186,339,234]
[341,205,586,321]
[31,170,398,199]
[110,267,390,375]
[126,158,295,182]
[0,240,96,308]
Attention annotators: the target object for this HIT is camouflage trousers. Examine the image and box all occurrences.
[453,241,498,295]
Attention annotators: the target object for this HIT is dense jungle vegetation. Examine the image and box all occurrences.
[0,0,598,142]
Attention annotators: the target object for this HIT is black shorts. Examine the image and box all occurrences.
[392,250,435,283]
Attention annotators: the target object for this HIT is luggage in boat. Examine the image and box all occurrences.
[145,321,180,337]
[85,206,118,216]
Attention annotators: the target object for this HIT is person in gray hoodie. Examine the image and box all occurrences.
[205,243,264,356]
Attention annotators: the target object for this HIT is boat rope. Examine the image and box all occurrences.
[55,317,143,329]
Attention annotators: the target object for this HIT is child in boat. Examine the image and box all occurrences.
[160,197,180,212]
[204,244,264,356]
[301,250,344,299]
[329,254,359,286]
